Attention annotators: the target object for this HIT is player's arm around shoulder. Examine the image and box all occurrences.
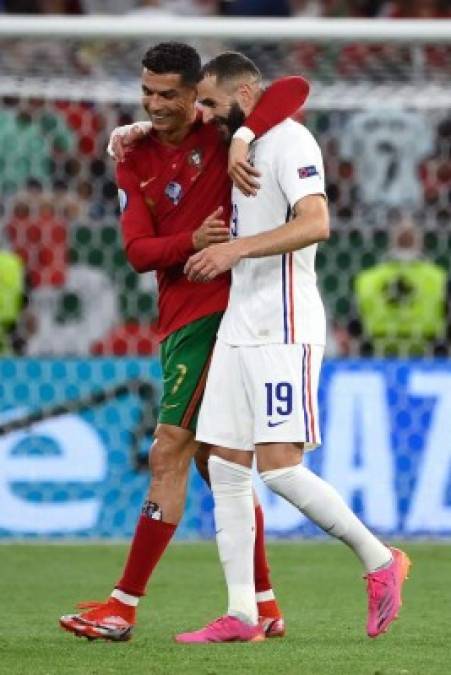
[108,121,152,162]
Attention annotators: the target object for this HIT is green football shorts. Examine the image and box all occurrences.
[158,312,223,433]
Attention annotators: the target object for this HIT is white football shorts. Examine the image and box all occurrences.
[196,340,323,452]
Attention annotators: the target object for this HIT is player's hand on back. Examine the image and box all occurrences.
[228,138,261,197]
[192,206,230,250]
[107,121,152,162]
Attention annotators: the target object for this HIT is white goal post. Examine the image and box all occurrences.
[1,16,451,42]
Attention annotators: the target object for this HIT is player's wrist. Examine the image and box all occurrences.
[232,126,255,145]
[192,230,201,250]
[231,237,249,261]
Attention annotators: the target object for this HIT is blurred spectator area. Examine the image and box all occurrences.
[333,213,451,357]
[1,94,450,357]
[0,249,25,355]
[2,0,217,14]
[0,7,450,356]
[2,3,450,81]
[2,0,451,15]
[0,97,159,357]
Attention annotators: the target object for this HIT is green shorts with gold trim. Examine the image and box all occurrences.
[158,312,223,433]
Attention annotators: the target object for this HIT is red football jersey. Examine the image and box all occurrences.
[117,76,310,341]
[117,116,230,341]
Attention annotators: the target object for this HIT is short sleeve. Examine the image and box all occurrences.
[276,125,326,209]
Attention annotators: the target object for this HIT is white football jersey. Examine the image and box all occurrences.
[218,119,327,347]
[340,109,433,207]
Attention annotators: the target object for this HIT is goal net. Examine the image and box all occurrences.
[1,17,450,359]
[1,17,451,539]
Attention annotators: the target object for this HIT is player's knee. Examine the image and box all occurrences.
[149,425,194,481]
[256,442,304,473]
[150,445,191,483]
[208,455,253,498]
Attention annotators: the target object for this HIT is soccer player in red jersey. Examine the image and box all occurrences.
[59,42,309,642]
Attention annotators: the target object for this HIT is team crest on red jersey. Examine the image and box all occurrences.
[188,148,203,168]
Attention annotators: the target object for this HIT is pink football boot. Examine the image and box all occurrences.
[365,547,411,638]
[175,615,265,644]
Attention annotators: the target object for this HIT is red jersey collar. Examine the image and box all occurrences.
[149,111,204,153]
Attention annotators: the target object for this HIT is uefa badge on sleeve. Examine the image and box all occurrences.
[298,165,318,179]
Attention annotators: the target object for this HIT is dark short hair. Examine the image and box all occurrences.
[141,42,201,87]
[200,51,262,84]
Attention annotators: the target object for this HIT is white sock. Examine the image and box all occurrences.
[256,590,275,603]
[209,455,258,624]
[260,465,391,573]
[111,589,140,607]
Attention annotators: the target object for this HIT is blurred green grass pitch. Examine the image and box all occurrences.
[1,542,449,675]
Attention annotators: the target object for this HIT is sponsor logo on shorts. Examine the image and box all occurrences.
[267,420,288,428]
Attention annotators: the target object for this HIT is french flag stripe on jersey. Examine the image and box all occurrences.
[306,345,317,443]
[301,345,310,442]
[282,254,289,343]
[288,253,295,342]
[281,253,295,344]
[301,345,316,443]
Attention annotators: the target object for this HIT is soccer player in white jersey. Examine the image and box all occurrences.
[175,52,411,645]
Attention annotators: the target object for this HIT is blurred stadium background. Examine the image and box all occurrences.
[1,1,451,543]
